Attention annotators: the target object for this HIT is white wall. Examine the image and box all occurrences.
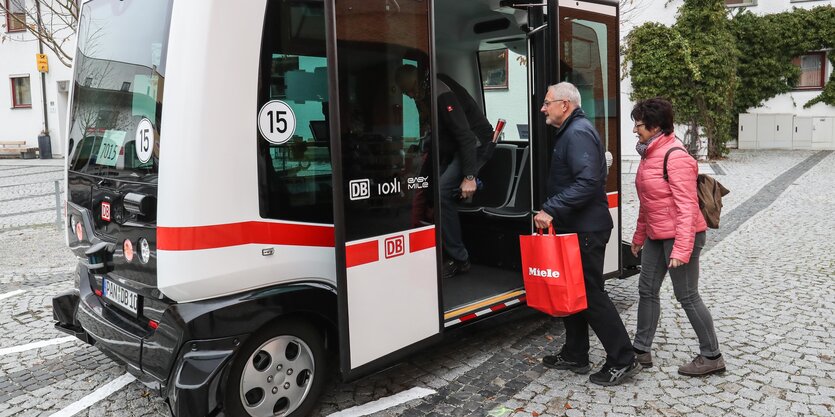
[0,0,74,156]
[619,0,835,159]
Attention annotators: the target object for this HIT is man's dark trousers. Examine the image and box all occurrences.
[562,230,635,368]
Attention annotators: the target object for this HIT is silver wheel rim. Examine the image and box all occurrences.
[239,335,315,417]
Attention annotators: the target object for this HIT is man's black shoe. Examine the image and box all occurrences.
[456,258,471,274]
[442,258,470,279]
[588,360,640,386]
[542,353,591,374]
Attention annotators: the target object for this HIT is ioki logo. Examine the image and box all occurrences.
[384,235,405,259]
[528,267,561,278]
[349,179,370,200]
[377,178,402,196]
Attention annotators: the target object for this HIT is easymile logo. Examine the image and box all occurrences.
[528,267,561,278]
[407,176,430,190]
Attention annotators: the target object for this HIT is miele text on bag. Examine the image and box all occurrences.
[528,267,562,278]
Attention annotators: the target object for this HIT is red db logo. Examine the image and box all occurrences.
[101,201,111,222]
[384,235,405,259]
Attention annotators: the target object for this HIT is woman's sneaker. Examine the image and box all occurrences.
[542,353,591,374]
[588,360,641,386]
[678,355,726,376]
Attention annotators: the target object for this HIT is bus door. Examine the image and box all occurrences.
[326,0,442,379]
[556,1,621,277]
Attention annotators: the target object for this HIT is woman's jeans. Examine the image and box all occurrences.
[633,232,721,357]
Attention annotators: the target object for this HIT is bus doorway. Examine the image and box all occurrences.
[432,0,622,327]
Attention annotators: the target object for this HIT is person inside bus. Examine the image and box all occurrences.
[630,98,725,376]
[395,64,494,279]
[535,82,640,386]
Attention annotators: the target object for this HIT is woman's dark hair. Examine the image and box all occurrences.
[631,98,674,134]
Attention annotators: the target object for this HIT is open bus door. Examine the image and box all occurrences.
[554,1,622,277]
[325,0,443,380]
[325,0,621,380]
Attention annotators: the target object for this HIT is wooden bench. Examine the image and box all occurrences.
[0,141,38,159]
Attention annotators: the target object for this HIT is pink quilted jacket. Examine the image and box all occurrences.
[632,133,707,263]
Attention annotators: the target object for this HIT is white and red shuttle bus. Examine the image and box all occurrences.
[53,0,626,415]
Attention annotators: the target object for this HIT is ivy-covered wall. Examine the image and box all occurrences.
[623,1,835,157]
[733,6,835,112]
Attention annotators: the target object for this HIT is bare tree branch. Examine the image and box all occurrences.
[0,0,77,67]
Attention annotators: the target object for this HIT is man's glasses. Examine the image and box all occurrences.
[634,123,645,129]
[542,98,567,107]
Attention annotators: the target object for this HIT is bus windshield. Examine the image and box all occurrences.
[67,0,173,181]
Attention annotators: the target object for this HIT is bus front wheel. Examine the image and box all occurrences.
[225,319,327,417]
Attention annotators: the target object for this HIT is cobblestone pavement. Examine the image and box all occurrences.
[1,151,833,417]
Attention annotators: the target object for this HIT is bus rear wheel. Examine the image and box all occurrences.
[225,320,326,417]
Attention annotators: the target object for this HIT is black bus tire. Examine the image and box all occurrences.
[224,319,327,417]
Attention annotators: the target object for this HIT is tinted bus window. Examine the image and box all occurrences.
[559,7,619,192]
[257,0,333,224]
[67,0,172,180]
[333,0,433,241]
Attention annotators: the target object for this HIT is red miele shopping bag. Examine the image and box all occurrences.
[519,227,587,317]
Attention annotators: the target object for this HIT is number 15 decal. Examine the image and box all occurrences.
[258,100,296,145]
[135,118,155,164]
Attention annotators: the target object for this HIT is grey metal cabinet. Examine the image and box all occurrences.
[793,117,813,150]
[812,117,834,150]
[738,113,757,149]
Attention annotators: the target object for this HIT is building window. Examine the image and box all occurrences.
[792,52,826,89]
[10,76,32,108]
[479,49,509,90]
[725,0,756,6]
[4,0,26,32]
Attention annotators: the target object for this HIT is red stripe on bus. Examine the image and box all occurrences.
[346,240,379,268]
[460,313,478,322]
[157,222,334,251]
[607,193,619,209]
[409,228,435,253]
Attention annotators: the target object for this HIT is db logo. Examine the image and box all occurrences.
[349,179,370,200]
[384,235,405,259]
[101,201,111,222]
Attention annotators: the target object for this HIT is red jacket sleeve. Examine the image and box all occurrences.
[667,152,700,263]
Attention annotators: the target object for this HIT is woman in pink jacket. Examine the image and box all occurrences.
[630,98,724,376]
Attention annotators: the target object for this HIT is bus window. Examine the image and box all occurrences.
[333,3,433,242]
[481,45,530,142]
[257,0,333,224]
[559,6,619,192]
[66,0,170,180]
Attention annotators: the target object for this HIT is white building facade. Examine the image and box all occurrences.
[1,0,74,157]
[620,0,835,158]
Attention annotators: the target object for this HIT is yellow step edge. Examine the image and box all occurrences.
[443,289,526,320]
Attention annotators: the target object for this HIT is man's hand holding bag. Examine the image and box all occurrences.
[519,226,587,317]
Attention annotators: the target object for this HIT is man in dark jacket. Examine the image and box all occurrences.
[534,82,639,386]
[396,65,493,278]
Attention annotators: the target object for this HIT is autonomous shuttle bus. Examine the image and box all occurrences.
[53,0,623,415]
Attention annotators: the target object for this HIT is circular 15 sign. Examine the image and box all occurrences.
[135,118,156,163]
[258,100,297,144]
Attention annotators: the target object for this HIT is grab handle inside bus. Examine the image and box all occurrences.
[492,118,506,143]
